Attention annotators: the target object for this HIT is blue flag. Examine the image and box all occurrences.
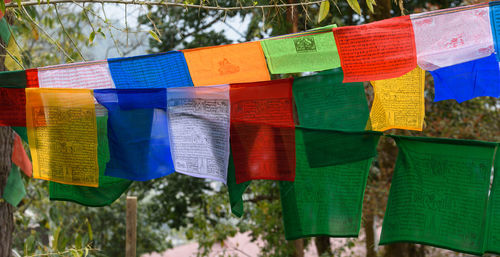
[430,54,500,103]
[94,89,175,181]
[108,51,194,88]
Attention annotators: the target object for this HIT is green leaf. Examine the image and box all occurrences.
[70,249,79,257]
[317,1,329,23]
[347,0,361,15]
[52,226,61,251]
[15,0,21,8]
[87,220,93,241]
[149,30,162,43]
[0,0,6,15]
[88,31,95,44]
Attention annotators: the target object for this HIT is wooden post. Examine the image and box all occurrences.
[126,196,137,257]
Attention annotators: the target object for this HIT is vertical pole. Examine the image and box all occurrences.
[126,196,137,257]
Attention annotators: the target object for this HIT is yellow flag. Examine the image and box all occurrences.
[368,67,425,131]
[26,88,99,187]
[4,37,23,71]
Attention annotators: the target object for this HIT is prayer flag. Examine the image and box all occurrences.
[227,150,251,217]
[368,67,425,131]
[380,135,497,255]
[429,54,500,103]
[0,0,11,20]
[490,1,500,62]
[93,89,175,181]
[167,85,230,183]
[0,88,26,126]
[4,36,23,71]
[280,128,373,240]
[11,133,31,177]
[293,68,369,130]
[2,165,26,207]
[411,5,494,71]
[332,16,417,82]
[12,127,27,143]
[230,79,295,184]
[26,88,99,187]
[107,51,193,88]
[485,145,500,254]
[49,116,132,207]
[300,128,381,168]
[0,70,26,88]
[38,60,115,89]
[183,42,270,86]
[25,69,39,88]
[0,18,10,44]
[260,25,341,74]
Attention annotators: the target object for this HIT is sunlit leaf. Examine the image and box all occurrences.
[88,31,95,44]
[149,30,162,43]
[87,220,93,241]
[347,0,361,15]
[366,0,375,13]
[317,1,330,23]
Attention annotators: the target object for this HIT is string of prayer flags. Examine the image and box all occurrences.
[227,151,251,217]
[26,88,99,187]
[167,85,230,183]
[411,5,494,71]
[183,42,270,86]
[2,165,26,207]
[380,135,497,255]
[260,25,341,74]
[332,16,417,83]
[0,88,26,126]
[49,116,132,207]
[485,146,500,254]
[38,61,115,89]
[93,89,175,181]
[230,79,295,184]
[280,128,373,240]
[11,133,32,177]
[490,1,500,62]
[292,68,369,130]
[429,54,500,103]
[107,51,193,89]
[300,128,381,168]
[368,67,425,132]
[0,70,26,88]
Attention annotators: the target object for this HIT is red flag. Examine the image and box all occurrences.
[11,133,32,177]
[333,15,417,82]
[230,79,296,184]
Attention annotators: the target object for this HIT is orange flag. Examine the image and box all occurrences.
[11,133,32,177]
[182,42,270,86]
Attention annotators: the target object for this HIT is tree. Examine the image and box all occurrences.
[0,10,16,257]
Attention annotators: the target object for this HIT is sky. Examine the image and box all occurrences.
[89,4,251,60]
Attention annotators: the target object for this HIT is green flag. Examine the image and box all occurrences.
[293,68,369,131]
[485,144,500,255]
[0,18,11,45]
[2,164,26,207]
[12,126,28,143]
[227,150,251,218]
[0,70,27,88]
[261,25,340,74]
[49,116,132,207]
[380,135,497,255]
[279,128,373,240]
[300,127,380,167]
